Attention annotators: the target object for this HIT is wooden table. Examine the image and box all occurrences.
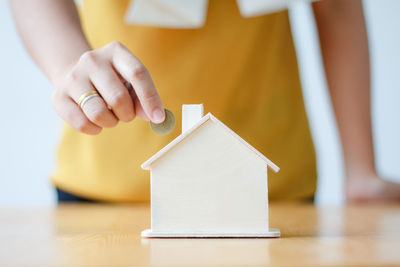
[1,203,400,266]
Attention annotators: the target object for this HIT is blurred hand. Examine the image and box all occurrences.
[346,170,400,202]
[51,41,165,135]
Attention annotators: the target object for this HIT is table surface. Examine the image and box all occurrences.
[1,203,400,266]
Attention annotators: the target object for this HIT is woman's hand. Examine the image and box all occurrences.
[11,1,164,135]
[346,170,400,202]
[51,41,165,135]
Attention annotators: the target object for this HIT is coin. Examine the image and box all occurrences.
[150,108,176,135]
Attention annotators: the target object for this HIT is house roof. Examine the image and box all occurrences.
[141,113,280,172]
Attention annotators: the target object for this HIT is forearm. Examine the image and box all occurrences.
[10,0,91,84]
[313,0,375,176]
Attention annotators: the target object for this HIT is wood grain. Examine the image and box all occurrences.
[1,203,400,266]
[150,120,270,235]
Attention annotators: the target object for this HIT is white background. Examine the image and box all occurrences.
[0,0,399,206]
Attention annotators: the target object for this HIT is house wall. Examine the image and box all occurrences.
[150,121,269,233]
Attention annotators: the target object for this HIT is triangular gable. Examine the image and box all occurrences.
[141,113,280,172]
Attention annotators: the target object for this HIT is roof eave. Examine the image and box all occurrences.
[141,113,280,173]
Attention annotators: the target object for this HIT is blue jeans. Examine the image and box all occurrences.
[56,188,314,203]
[56,188,96,203]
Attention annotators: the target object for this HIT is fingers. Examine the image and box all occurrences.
[129,87,149,121]
[109,41,165,123]
[52,91,102,135]
[68,80,119,129]
[89,63,135,122]
[52,41,163,135]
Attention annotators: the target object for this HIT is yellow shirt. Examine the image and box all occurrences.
[51,0,317,202]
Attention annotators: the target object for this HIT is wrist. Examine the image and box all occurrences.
[345,162,377,180]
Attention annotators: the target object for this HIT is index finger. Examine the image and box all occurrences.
[110,43,165,123]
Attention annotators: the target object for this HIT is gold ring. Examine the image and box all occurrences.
[77,90,99,109]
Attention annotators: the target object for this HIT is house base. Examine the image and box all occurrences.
[141,228,280,238]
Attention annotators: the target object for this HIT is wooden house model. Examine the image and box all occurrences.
[141,104,280,237]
